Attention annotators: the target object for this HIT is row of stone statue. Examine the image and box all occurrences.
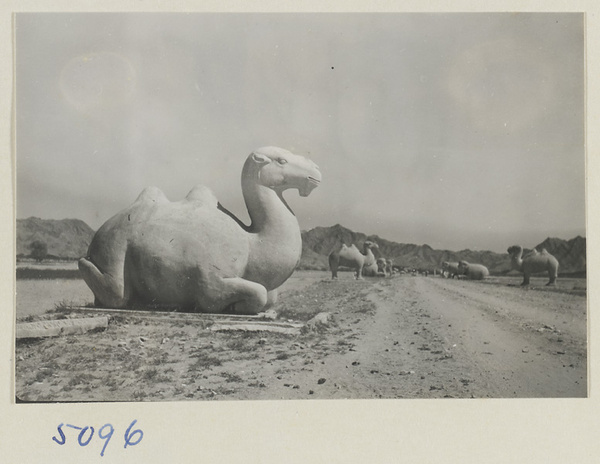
[328,241,559,287]
[328,240,392,279]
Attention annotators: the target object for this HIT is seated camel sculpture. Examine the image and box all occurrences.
[78,146,321,314]
[328,241,379,279]
[507,245,559,286]
[441,261,460,279]
[375,257,388,277]
[457,260,489,280]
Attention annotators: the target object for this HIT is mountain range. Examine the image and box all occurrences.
[16,218,586,276]
[16,217,95,259]
[300,224,586,276]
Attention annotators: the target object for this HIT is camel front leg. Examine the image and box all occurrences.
[521,273,531,286]
[331,265,338,280]
[546,265,558,285]
[265,289,278,308]
[355,264,364,280]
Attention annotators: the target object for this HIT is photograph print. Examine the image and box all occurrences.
[15,12,586,402]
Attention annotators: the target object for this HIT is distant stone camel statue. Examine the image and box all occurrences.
[457,260,489,280]
[507,245,559,286]
[78,147,321,314]
[329,241,379,279]
[441,261,460,279]
[385,259,395,277]
[373,257,388,277]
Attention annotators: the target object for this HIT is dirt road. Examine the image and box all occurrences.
[15,273,587,401]
[244,274,587,400]
[330,275,586,398]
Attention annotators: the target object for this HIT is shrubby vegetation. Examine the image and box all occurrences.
[29,240,48,262]
[16,268,82,280]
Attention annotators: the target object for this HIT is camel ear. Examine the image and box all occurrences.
[251,152,271,165]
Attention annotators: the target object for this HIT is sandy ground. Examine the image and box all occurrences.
[15,272,587,401]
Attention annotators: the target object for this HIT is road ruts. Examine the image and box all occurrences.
[379,276,587,398]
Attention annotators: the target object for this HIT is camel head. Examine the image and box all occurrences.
[363,240,379,253]
[507,245,523,257]
[243,146,321,197]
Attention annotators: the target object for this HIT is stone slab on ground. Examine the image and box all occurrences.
[16,317,109,339]
[74,306,265,319]
[210,322,303,335]
[69,307,304,334]
[72,307,302,328]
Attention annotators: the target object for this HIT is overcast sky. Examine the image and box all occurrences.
[15,13,585,253]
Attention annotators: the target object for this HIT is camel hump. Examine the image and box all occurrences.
[336,243,353,252]
[134,186,169,204]
[185,184,218,206]
[524,249,539,259]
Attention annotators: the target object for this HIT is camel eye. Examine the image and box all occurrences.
[277,158,288,165]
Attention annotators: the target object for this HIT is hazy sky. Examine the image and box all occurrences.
[16,13,585,252]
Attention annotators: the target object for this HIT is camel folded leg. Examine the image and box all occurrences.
[78,257,127,308]
[204,277,268,315]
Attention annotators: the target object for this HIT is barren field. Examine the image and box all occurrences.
[15,272,587,401]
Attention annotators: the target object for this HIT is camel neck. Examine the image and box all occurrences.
[510,249,524,270]
[364,249,376,265]
[240,164,302,289]
[242,175,297,236]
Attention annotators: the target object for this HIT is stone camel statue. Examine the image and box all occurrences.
[78,146,321,314]
[507,245,559,286]
[457,260,489,280]
[328,241,379,279]
[374,257,388,277]
[385,259,395,277]
[441,261,460,279]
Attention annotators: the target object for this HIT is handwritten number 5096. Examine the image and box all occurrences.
[52,420,143,457]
